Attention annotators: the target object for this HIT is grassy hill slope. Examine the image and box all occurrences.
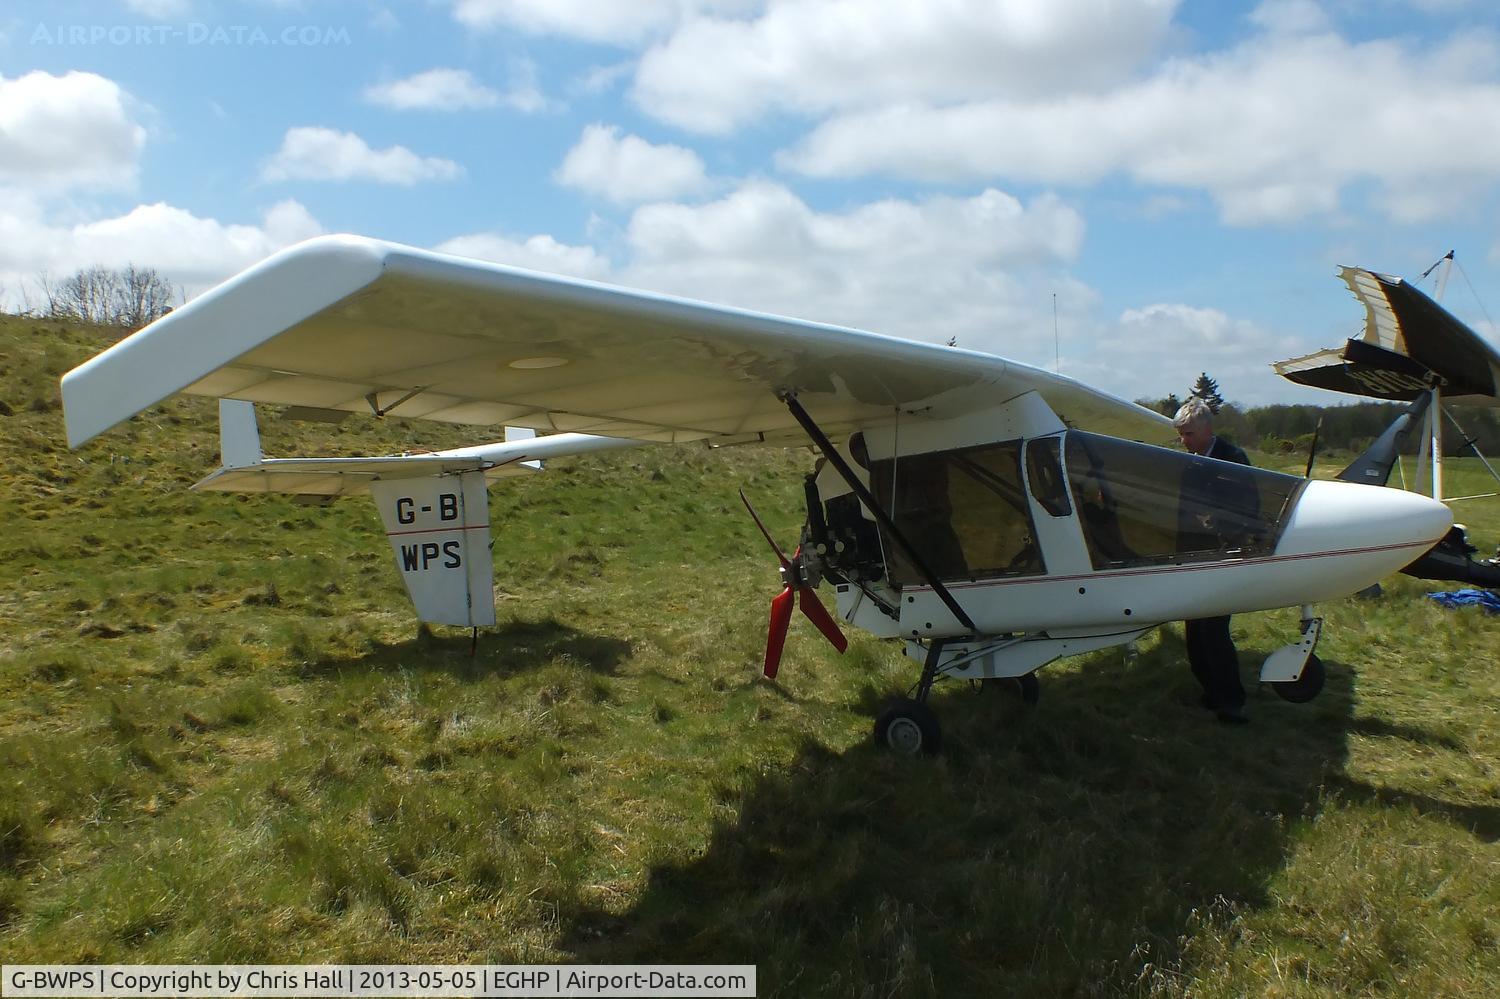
[2,313,1497,995]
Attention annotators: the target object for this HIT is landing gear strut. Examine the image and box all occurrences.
[874,639,1050,754]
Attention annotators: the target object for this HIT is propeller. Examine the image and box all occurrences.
[739,489,848,679]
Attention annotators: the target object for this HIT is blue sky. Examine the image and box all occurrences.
[3,0,1500,407]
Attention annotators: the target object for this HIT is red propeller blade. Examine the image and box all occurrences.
[742,487,845,679]
[797,586,848,654]
[764,586,795,679]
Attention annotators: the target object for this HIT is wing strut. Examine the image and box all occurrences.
[778,390,977,635]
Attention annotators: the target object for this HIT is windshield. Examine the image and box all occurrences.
[1064,431,1304,570]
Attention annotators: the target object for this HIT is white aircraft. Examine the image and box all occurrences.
[61,235,1452,753]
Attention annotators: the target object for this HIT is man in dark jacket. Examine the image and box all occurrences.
[1174,397,1255,724]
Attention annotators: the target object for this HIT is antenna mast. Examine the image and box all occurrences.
[1052,292,1060,374]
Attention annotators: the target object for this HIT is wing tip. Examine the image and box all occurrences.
[58,234,393,449]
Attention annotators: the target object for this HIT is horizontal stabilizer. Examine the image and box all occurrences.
[194,453,517,496]
[193,429,643,496]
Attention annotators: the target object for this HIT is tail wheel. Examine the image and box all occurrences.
[984,672,1040,704]
[1271,653,1325,703]
[874,699,942,755]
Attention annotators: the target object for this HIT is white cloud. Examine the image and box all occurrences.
[1397,0,1482,11]
[124,0,192,18]
[260,127,464,184]
[781,31,1500,225]
[1247,0,1330,34]
[370,8,401,32]
[498,57,553,114]
[0,71,145,192]
[433,232,612,280]
[0,196,323,303]
[448,0,758,45]
[430,183,1333,407]
[364,68,501,111]
[1061,303,1315,407]
[571,61,634,97]
[364,63,553,113]
[612,182,1085,354]
[555,125,709,204]
[438,182,1086,364]
[632,0,1179,133]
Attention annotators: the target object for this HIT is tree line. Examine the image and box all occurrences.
[15,265,179,329]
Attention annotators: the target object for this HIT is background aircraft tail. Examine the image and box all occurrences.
[1336,393,1431,487]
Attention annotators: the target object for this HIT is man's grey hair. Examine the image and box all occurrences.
[1173,396,1213,429]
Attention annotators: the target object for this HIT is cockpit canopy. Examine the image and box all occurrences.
[1064,431,1304,571]
[829,431,1305,587]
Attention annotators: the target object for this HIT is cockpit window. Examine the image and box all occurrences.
[1064,431,1304,570]
[870,440,1043,586]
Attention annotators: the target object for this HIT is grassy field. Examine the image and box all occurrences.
[2,313,1498,996]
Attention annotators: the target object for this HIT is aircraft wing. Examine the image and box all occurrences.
[1272,266,1500,406]
[62,234,1171,449]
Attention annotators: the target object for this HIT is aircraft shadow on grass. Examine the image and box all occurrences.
[292,617,632,681]
[1325,776,1500,844]
[559,634,1497,995]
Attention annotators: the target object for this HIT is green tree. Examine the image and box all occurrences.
[1191,372,1224,414]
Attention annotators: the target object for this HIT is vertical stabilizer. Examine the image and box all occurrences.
[504,426,542,469]
[219,399,263,468]
[369,471,496,627]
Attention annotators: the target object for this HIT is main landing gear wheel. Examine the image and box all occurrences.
[874,698,942,755]
[1271,653,1325,704]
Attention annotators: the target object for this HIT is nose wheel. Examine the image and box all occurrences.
[1260,612,1326,703]
[1270,652,1325,703]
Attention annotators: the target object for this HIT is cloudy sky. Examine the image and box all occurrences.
[4,0,1500,407]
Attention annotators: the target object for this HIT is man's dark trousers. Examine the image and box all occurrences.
[1186,615,1244,709]
[1183,435,1252,711]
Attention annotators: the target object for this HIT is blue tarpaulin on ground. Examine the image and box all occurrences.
[1426,589,1500,614]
